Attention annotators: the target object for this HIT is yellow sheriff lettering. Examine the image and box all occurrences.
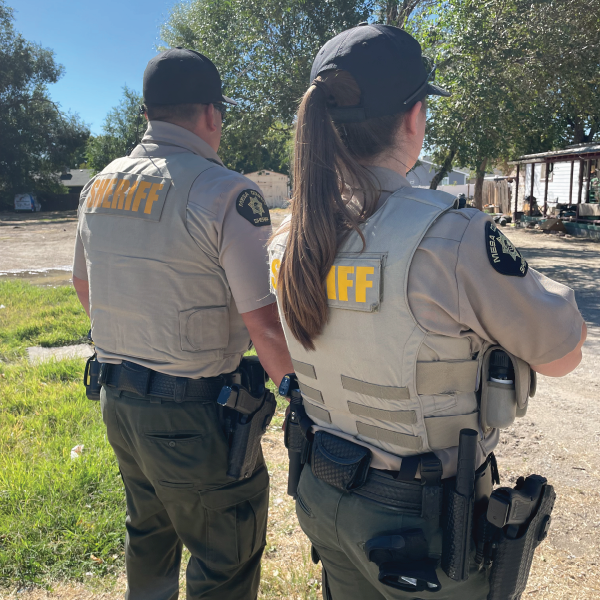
[271,258,281,290]
[144,183,164,214]
[124,181,139,211]
[112,179,131,209]
[326,266,336,299]
[132,181,152,212]
[102,178,118,208]
[337,266,354,301]
[94,178,111,207]
[86,179,102,207]
[355,266,374,303]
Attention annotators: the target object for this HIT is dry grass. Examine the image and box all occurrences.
[3,426,598,600]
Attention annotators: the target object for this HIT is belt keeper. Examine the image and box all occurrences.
[98,363,109,386]
[420,453,443,520]
[174,377,187,403]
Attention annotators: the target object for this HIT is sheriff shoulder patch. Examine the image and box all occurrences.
[236,189,271,227]
[485,221,528,277]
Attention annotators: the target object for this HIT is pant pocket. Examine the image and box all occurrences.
[199,466,269,569]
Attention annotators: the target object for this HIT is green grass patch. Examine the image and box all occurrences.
[0,359,125,586]
[0,281,90,361]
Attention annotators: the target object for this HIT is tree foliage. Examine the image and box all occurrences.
[0,1,89,208]
[86,87,144,174]
[161,0,375,174]
[416,0,600,204]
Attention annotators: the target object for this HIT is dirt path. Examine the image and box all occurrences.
[1,223,599,599]
[0,209,291,280]
[0,211,78,274]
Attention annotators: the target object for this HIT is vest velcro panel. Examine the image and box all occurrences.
[416,361,479,395]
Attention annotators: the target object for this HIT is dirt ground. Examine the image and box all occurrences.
[0,209,291,284]
[1,215,599,599]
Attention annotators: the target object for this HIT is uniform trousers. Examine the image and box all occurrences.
[296,465,490,600]
[101,385,269,600]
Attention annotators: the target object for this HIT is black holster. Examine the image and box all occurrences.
[284,388,313,498]
[218,357,277,480]
[83,353,102,400]
[487,478,556,600]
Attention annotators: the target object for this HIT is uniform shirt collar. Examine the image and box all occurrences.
[365,165,412,192]
[140,121,224,166]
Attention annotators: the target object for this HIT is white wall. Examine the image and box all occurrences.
[514,162,582,211]
[244,171,290,208]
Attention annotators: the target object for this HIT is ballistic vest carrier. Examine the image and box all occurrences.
[79,152,250,378]
[269,188,500,476]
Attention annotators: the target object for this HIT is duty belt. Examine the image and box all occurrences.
[98,361,228,403]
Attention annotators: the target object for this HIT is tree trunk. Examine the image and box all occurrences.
[473,157,488,210]
[430,148,457,190]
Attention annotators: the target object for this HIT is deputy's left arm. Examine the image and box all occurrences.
[186,173,293,384]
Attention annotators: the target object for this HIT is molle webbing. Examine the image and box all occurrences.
[341,375,410,400]
[356,422,423,451]
[347,402,417,425]
[299,382,323,403]
[424,413,480,450]
[292,359,317,380]
[304,402,332,423]
[416,361,479,395]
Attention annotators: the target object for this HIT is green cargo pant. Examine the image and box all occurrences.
[101,385,269,600]
[296,465,490,600]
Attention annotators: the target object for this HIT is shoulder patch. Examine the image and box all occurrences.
[236,189,271,227]
[485,221,528,277]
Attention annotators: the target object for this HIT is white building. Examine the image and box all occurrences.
[244,171,290,208]
[510,144,600,213]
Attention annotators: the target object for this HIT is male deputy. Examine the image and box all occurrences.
[72,48,293,599]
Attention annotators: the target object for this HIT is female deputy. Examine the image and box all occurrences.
[269,24,586,600]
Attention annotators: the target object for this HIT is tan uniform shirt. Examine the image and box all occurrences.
[73,121,275,377]
[74,121,274,315]
[366,166,583,365]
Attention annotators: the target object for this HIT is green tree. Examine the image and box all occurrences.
[161,0,374,174]
[86,86,144,174]
[0,1,89,209]
[417,0,600,205]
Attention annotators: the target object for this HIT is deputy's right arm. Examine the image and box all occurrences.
[531,321,586,376]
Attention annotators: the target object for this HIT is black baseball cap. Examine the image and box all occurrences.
[311,23,449,123]
[143,47,237,106]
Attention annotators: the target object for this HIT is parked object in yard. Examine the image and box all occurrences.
[14,193,41,212]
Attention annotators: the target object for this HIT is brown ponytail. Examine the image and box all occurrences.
[277,70,406,350]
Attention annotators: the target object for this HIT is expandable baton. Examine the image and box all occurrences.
[441,428,478,581]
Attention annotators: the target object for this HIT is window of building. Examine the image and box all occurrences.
[442,176,450,186]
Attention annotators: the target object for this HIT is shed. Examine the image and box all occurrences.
[244,171,290,208]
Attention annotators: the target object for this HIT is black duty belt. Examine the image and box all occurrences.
[354,455,494,516]
[98,361,228,403]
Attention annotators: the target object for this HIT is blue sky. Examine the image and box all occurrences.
[13,0,181,134]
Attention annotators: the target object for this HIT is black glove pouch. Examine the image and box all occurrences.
[365,529,441,593]
[311,430,371,492]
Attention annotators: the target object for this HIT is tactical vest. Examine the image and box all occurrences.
[269,188,502,476]
[79,152,250,378]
